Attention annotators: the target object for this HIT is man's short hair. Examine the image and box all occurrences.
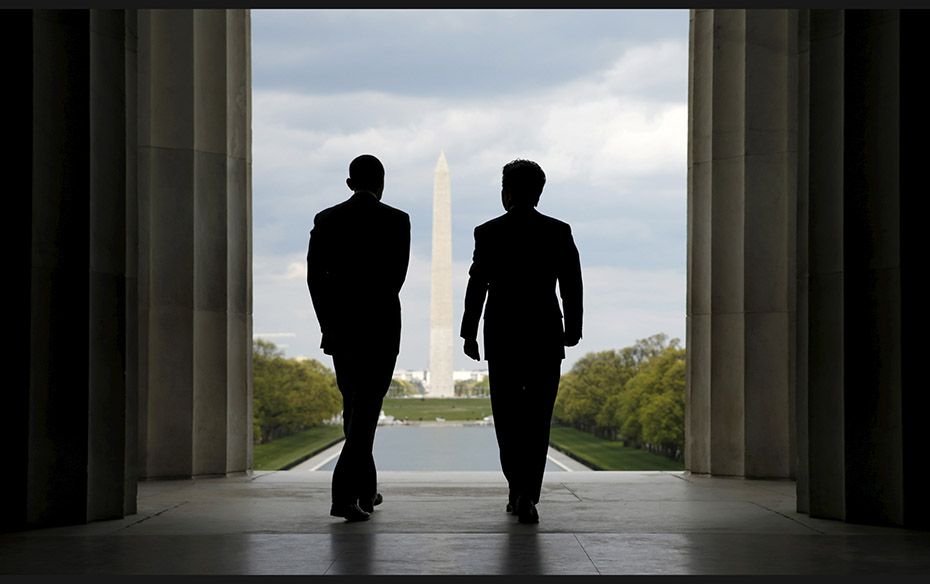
[502,159,546,206]
[349,154,385,190]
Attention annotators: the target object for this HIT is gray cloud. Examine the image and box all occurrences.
[253,10,688,99]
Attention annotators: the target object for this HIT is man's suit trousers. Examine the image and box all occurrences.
[488,357,562,505]
[331,351,397,506]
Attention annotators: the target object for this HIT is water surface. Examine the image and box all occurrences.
[317,425,563,472]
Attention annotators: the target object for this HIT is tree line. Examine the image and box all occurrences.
[455,377,490,397]
[387,377,422,398]
[252,339,342,444]
[553,333,685,460]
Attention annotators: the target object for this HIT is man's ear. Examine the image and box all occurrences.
[501,189,513,211]
[346,178,354,191]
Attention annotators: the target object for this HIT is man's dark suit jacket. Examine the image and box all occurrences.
[307,191,411,356]
[461,206,582,361]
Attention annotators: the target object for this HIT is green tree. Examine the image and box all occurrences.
[553,333,684,445]
[254,337,283,359]
[617,333,679,370]
[388,378,419,398]
[640,391,684,458]
[618,347,685,456]
[554,350,630,436]
[455,377,490,397]
[252,340,342,444]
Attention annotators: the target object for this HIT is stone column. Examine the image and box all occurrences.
[138,9,252,479]
[841,10,903,525]
[686,9,796,479]
[226,9,253,474]
[3,7,251,530]
[88,8,129,521]
[800,9,847,521]
[30,9,93,527]
[6,8,34,532]
[900,9,930,530]
[794,9,810,514]
[3,9,137,530]
[124,8,140,516]
[690,8,930,527]
[794,9,930,527]
[685,8,712,473]
[138,9,197,478]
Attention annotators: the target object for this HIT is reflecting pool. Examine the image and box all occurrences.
[315,424,564,472]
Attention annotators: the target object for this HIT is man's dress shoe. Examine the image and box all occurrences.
[516,496,539,524]
[359,492,383,513]
[507,490,517,513]
[330,502,370,522]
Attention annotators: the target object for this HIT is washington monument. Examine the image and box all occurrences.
[428,151,454,396]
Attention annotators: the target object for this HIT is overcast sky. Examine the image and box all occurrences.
[251,9,689,373]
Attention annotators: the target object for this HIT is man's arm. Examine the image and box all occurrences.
[558,224,583,347]
[306,214,333,348]
[392,213,411,294]
[460,226,489,360]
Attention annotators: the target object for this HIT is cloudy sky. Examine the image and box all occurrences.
[251,9,689,373]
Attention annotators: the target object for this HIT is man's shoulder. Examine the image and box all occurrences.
[534,210,569,229]
[475,213,507,234]
[376,200,410,223]
[473,210,572,238]
[533,209,571,230]
[313,198,351,223]
[314,197,408,224]
[490,209,572,233]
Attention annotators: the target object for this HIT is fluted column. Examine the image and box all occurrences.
[226,9,253,472]
[685,9,712,474]
[3,9,137,530]
[6,8,33,531]
[3,7,251,530]
[88,8,129,521]
[124,8,140,516]
[842,9,903,525]
[686,9,796,479]
[900,9,930,530]
[29,8,92,527]
[691,8,930,527]
[138,9,251,479]
[800,9,846,521]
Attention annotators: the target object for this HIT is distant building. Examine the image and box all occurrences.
[453,370,488,383]
[393,369,428,384]
[392,369,488,397]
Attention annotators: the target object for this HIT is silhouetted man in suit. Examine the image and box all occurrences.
[461,159,583,524]
[307,154,411,522]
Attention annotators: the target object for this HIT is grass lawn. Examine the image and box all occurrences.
[548,426,684,471]
[381,397,492,421]
[253,425,345,470]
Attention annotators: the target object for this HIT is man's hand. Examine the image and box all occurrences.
[564,332,581,348]
[463,338,481,361]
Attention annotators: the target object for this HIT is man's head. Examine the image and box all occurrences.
[346,154,385,199]
[501,159,546,210]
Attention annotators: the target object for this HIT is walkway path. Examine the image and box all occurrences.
[2,471,929,574]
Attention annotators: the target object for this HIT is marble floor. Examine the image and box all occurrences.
[2,470,929,575]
